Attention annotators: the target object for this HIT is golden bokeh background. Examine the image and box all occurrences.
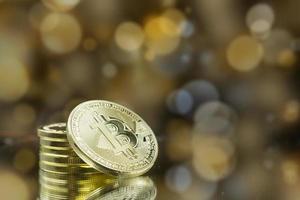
[0,0,300,199]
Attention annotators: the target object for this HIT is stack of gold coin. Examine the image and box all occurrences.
[38,123,113,200]
[37,100,159,199]
[39,170,114,200]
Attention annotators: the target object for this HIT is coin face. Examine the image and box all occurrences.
[67,100,158,177]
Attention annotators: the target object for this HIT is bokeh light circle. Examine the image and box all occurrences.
[192,135,235,182]
[227,35,264,72]
[0,169,30,200]
[42,0,80,12]
[246,3,275,37]
[167,89,194,114]
[144,16,181,56]
[115,22,144,51]
[40,13,82,54]
[183,80,219,111]
[162,8,186,37]
[165,165,192,193]
[193,101,237,136]
[0,58,30,102]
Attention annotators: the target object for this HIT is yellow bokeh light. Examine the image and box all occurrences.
[227,35,264,72]
[0,30,32,65]
[282,160,299,185]
[40,13,82,54]
[162,8,186,37]
[165,119,192,161]
[0,58,30,102]
[42,0,80,12]
[277,49,297,68]
[144,16,181,56]
[0,169,30,200]
[282,100,299,123]
[115,22,144,51]
[192,135,235,182]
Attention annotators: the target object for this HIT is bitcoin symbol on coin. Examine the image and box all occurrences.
[106,119,138,148]
[90,113,138,160]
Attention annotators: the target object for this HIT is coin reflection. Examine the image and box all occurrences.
[86,176,157,200]
[39,170,115,200]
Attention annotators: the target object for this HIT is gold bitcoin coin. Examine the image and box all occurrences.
[39,144,71,151]
[39,191,69,200]
[40,190,91,200]
[40,139,71,148]
[39,172,111,185]
[39,146,75,156]
[40,152,79,159]
[40,160,90,167]
[39,178,108,200]
[39,162,98,175]
[38,123,68,139]
[39,177,106,190]
[86,176,156,200]
[67,100,158,177]
[40,177,107,186]
[39,170,105,180]
[40,153,84,164]
[39,136,68,142]
[40,182,102,193]
[39,192,84,200]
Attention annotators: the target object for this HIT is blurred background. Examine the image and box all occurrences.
[0,0,300,199]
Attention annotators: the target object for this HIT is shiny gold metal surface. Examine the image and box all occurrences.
[39,145,71,151]
[39,170,106,180]
[39,139,70,148]
[39,136,69,142]
[38,122,100,175]
[39,176,107,186]
[39,161,97,174]
[39,170,116,200]
[38,123,68,139]
[67,100,158,177]
[39,160,91,168]
[40,153,84,164]
[39,146,74,155]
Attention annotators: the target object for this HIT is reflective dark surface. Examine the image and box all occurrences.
[0,134,298,200]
